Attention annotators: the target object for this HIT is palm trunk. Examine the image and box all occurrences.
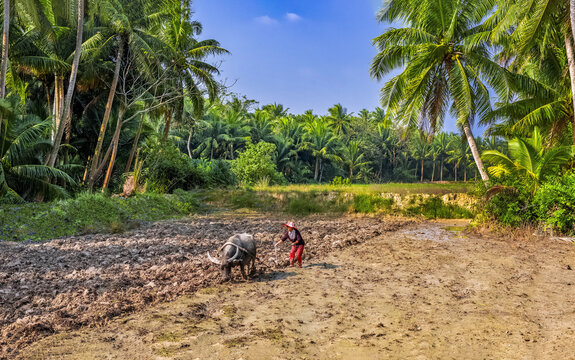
[125,117,143,173]
[454,164,458,182]
[564,26,575,145]
[431,160,435,182]
[462,123,488,183]
[82,155,91,184]
[162,109,172,141]
[464,168,467,182]
[90,135,115,187]
[350,166,353,183]
[319,158,323,183]
[51,75,64,142]
[0,0,8,100]
[89,40,124,190]
[46,0,84,168]
[187,128,193,158]
[44,83,51,118]
[314,156,319,181]
[102,106,126,191]
[420,159,424,182]
[440,158,444,181]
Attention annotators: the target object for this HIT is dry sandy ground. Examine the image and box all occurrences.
[7,214,575,360]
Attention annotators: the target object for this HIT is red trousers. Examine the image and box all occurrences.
[290,245,304,266]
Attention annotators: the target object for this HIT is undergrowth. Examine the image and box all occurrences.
[0,191,200,242]
[403,196,473,219]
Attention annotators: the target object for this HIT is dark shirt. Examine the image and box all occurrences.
[281,228,305,246]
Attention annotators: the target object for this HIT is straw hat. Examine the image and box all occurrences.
[283,221,297,229]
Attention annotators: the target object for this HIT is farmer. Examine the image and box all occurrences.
[275,221,305,267]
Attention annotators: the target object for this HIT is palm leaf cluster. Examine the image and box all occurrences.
[0,0,229,198]
[371,0,575,187]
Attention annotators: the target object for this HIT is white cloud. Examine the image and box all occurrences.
[285,12,303,22]
[255,15,279,25]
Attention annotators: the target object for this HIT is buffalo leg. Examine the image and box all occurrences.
[249,257,256,275]
[240,264,247,279]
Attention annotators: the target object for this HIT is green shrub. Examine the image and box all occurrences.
[331,176,351,186]
[230,189,259,209]
[483,174,534,226]
[533,172,575,234]
[142,142,208,192]
[231,142,284,186]
[404,196,473,219]
[202,159,236,187]
[1,191,200,242]
[351,194,393,213]
[286,194,324,215]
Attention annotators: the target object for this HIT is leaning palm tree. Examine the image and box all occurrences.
[370,0,508,183]
[0,0,9,100]
[46,0,85,168]
[488,0,575,144]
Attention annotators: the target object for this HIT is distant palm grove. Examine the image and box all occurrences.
[1,0,575,232]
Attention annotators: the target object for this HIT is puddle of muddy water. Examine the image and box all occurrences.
[399,220,470,242]
[441,226,466,232]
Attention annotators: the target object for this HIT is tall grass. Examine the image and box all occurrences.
[256,182,475,195]
[1,191,200,242]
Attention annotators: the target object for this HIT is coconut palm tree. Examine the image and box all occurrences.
[432,132,451,181]
[193,109,228,160]
[46,0,85,168]
[250,109,275,144]
[155,0,229,135]
[262,102,289,119]
[341,140,369,182]
[273,135,299,179]
[370,0,509,183]
[304,117,341,182]
[221,106,250,160]
[326,103,353,137]
[0,0,9,100]
[447,136,468,182]
[0,100,74,201]
[410,133,432,182]
[488,0,575,144]
[482,127,573,193]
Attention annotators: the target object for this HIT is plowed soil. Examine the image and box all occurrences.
[3,213,575,359]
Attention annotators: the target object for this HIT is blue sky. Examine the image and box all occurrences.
[192,0,466,133]
[192,0,384,115]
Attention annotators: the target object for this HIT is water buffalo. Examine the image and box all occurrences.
[207,233,257,281]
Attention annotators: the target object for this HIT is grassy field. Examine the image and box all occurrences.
[1,183,478,242]
[255,182,476,195]
[0,191,199,242]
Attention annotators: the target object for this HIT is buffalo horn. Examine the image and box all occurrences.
[207,251,221,265]
[226,244,241,263]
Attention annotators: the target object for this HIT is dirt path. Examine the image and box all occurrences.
[14,217,575,360]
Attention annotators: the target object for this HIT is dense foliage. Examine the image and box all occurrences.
[1,0,575,234]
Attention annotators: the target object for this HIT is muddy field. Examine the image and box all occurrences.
[0,213,405,359]
[3,213,575,359]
